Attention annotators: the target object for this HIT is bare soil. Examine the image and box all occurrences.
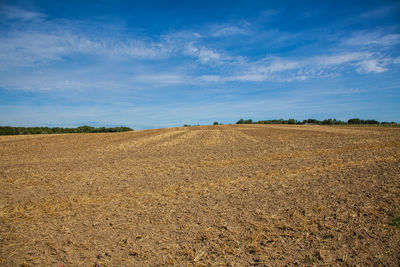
[1,124,399,266]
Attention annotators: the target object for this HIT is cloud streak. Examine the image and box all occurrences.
[0,5,399,91]
[343,30,400,47]
[211,25,250,37]
[0,5,45,21]
[0,30,170,69]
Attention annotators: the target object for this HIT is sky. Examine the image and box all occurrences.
[0,0,399,129]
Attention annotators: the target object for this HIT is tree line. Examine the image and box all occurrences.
[235,118,397,125]
[0,125,133,135]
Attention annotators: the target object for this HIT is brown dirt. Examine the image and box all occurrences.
[1,124,399,266]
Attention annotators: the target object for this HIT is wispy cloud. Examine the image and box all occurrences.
[356,59,387,73]
[132,74,189,86]
[314,52,372,66]
[0,4,399,93]
[358,4,399,19]
[343,30,400,47]
[211,25,250,37]
[0,30,170,69]
[0,5,45,21]
[184,42,222,64]
[196,50,399,83]
[0,72,123,92]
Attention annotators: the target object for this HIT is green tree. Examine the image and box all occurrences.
[348,118,361,124]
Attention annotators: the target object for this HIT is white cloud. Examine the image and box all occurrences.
[1,5,400,93]
[234,74,267,82]
[184,42,198,55]
[356,60,387,73]
[194,50,398,84]
[358,5,398,19]
[104,40,169,59]
[218,58,300,82]
[0,73,123,92]
[132,74,188,85]
[198,47,221,63]
[344,31,400,47]
[184,42,222,64]
[0,5,174,70]
[0,5,45,21]
[347,88,368,93]
[314,52,371,66]
[0,30,169,69]
[393,57,400,64]
[0,32,74,67]
[259,58,299,73]
[212,25,249,37]
[200,75,224,82]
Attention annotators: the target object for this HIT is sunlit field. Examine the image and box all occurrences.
[1,125,399,265]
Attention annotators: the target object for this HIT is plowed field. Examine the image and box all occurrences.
[1,125,399,266]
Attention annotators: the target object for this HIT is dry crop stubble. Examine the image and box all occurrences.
[0,124,399,266]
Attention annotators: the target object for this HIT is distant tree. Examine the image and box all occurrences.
[0,125,132,135]
[237,119,253,124]
[321,119,346,125]
[303,118,320,124]
[232,117,388,126]
[322,119,332,125]
[348,118,362,124]
[255,120,272,124]
[213,122,219,125]
[0,127,15,135]
[364,119,379,124]
[347,118,380,125]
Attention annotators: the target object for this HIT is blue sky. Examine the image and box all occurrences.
[0,0,399,129]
